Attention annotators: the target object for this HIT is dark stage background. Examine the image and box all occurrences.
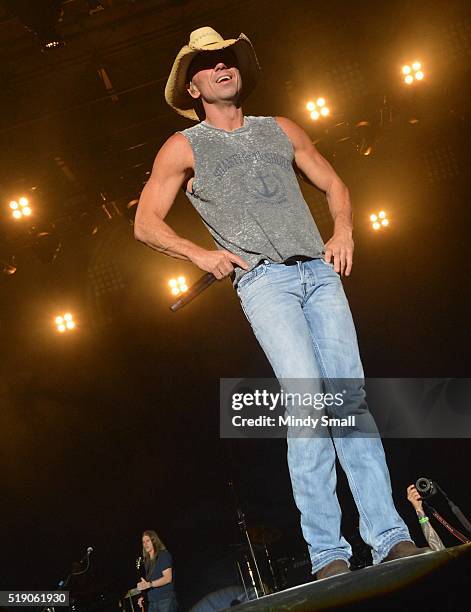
[0,1,470,609]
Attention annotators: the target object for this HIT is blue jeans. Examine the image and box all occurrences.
[236,257,412,572]
[148,592,178,612]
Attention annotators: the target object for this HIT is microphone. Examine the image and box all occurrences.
[80,547,94,563]
[169,272,217,312]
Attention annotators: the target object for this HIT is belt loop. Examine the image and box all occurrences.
[296,260,304,284]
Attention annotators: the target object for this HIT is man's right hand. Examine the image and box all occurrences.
[407,484,424,513]
[137,597,144,609]
[191,247,249,280]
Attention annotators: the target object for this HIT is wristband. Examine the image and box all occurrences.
[419,516,429,524]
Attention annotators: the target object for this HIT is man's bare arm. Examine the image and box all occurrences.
[275,116,353,276]
[134,133,248,279]
[134,133,199,261]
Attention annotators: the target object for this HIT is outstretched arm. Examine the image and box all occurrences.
[275,116,353,276]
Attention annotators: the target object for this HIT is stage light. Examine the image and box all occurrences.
[8,196,32,219]
[168,276,188,296]
[2,256,17,275]
[55,312,76,333]
[87,0,105,15]
[402,61,425,85]
[4,0,65,51]
[307,97,330,121]
[354,120,376,156]
[370,210,390,230]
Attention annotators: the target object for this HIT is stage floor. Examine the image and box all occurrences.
[227,543,471,611]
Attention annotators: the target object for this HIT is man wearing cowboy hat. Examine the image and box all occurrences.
[134,27,428,581]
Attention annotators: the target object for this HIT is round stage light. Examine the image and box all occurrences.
[370,210,390,231]
[307,97,330,121]
[402,61,425,85]
[55,312,76,333]
[8,196,32,219]
[168,276,188,296]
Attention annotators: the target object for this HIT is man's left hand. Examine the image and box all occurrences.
[324,229,354,276]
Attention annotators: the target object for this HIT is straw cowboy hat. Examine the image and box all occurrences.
[164,26,261,121]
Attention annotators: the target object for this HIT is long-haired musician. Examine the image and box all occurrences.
[136,530,177,612]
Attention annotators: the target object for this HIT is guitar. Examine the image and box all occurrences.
[124,587,141,599]
[124,557,146,599]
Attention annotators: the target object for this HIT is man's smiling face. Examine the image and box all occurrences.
[186,47,242,104]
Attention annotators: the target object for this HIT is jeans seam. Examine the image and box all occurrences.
[303,309,374,546]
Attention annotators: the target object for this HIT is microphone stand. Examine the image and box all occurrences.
[41,554,92,612]
[228,480,266,598]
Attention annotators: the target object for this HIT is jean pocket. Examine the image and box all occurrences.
[236,263,268,293]
[319,257,334,267]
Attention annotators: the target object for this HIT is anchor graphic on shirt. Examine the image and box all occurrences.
[245,170,284,200]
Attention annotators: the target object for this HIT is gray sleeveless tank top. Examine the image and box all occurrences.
[178,115,325,287]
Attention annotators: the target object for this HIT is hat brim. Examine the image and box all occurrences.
[165,33,261,121]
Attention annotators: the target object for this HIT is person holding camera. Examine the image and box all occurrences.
[407,485,445,551]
